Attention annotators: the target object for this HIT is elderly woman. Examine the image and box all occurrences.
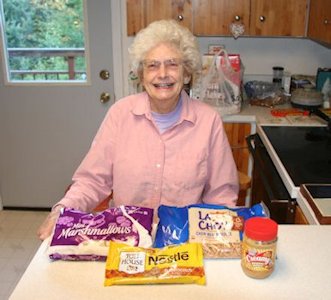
[38,20,239,240]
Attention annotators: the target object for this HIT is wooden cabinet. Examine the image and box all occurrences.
[223,123,251,175]
[294,205,309,224]
[192,0,250,36]
[126,0,192,35]
[126,0,144,36]
[223,122,251,206]
[307,0,331,45]
[194,0,307,37]
[249,0,307,36]
[127,0,308,37]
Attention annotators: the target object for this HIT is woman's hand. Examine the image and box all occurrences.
[37,205,63,240]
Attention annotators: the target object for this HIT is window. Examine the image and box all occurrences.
[0,0,87,83]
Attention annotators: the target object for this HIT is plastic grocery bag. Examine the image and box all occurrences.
[199,49,242,116]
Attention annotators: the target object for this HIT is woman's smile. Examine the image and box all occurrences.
[153,82,175,88]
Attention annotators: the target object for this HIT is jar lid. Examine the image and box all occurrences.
[273,66,284,71]
[244,217,278,241]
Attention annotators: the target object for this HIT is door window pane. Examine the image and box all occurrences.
[0,0,87,82]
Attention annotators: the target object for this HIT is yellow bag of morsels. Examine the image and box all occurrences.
[104,242,205,286]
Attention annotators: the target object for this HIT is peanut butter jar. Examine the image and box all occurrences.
[241,217,278,279]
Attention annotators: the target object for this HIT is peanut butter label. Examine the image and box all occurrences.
[242,244,276,272]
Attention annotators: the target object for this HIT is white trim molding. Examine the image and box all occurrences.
[111,0,125,100]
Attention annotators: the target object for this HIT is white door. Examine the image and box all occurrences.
[0,0,124,208]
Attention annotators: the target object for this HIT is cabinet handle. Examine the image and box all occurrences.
[234,15,241,21]
[324,19,330,25]
[259,15,266,22]
[177,14,184,21]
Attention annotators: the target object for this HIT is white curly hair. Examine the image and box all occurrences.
[128,19,202,85]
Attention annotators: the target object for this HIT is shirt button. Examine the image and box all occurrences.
[156,163,161,168]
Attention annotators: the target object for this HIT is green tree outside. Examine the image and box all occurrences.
[2,0,86,80]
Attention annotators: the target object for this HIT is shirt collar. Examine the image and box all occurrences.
[131,91,197,124]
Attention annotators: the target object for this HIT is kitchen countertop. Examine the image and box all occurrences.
[222,100,327,126]
[10,225,331,300]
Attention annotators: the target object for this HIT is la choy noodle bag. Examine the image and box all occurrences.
[154,203,268,258]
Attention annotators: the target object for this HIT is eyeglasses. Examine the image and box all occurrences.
[142,58,184,72]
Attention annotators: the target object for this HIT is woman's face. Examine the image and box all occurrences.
[142,43,185,113]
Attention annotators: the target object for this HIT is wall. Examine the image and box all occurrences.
[122,35,331,95]
[198,37,331,80]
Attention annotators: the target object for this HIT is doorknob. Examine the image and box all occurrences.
[100,92,110,103]
[99,69,110,80]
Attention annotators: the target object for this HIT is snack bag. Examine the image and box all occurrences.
[154,203,268,258]
[48,205,153,261]
[104,242,205,286]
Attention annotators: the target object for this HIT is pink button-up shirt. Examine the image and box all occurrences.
[57,91,239,211]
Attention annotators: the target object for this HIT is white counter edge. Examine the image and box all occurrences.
[296,190,320,224]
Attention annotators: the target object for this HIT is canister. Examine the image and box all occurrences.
[272,66,284,87]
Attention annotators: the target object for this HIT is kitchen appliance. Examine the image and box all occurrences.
[290,88,323,108]
[247,124,331,223]
[259,125,331,196]
[247,132,295,224]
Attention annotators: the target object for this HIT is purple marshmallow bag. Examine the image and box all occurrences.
[48,206,153,261]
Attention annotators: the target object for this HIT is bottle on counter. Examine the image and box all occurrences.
[241,217,278,279]
[282,71,291,95]
[272,66,284,88]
